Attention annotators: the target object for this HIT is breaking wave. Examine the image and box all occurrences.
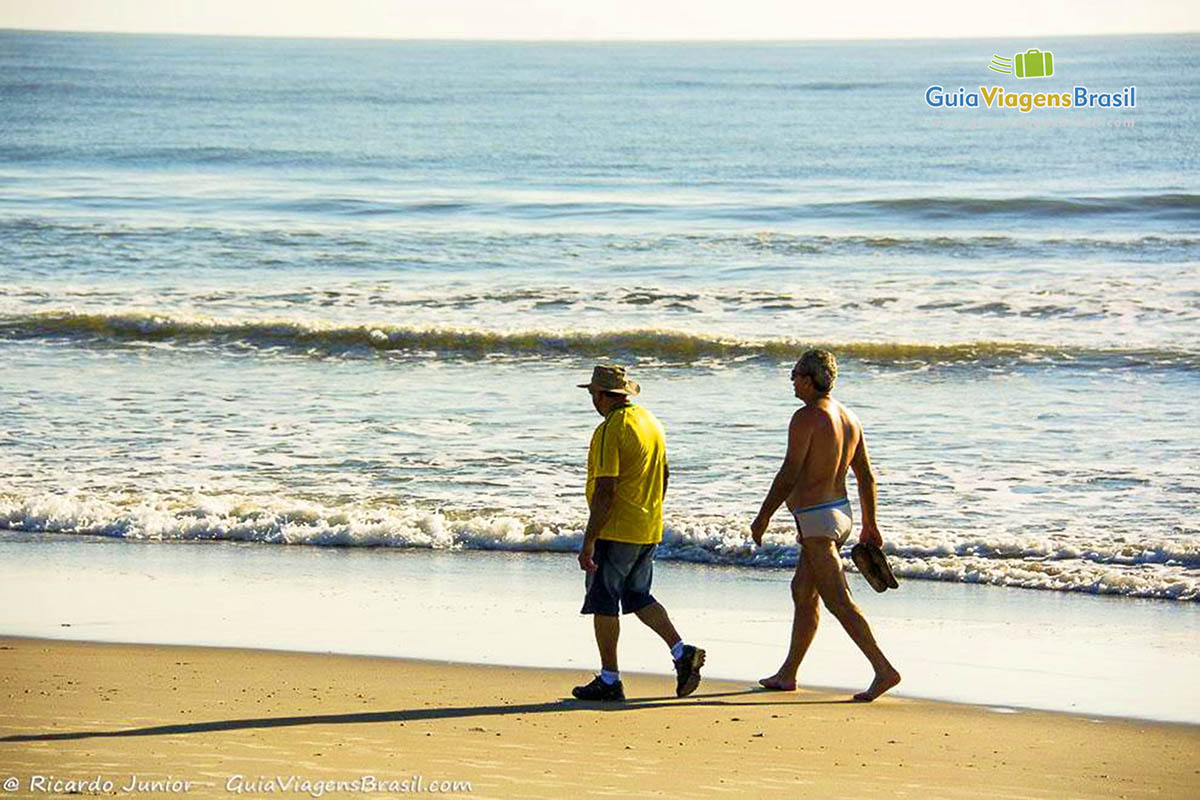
[3,310,1197,369]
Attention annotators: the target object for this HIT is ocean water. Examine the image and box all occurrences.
[1,31,1198,602]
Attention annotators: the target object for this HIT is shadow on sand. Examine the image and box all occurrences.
[0,688,856,743]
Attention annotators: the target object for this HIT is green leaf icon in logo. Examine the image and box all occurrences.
[989,54,1013,75]
[1014,49,1054,78]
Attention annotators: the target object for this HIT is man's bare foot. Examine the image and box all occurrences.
[758,675,797,691]
[852,669,901,702]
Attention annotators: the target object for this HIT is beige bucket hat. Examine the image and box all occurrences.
[577,364,641,396]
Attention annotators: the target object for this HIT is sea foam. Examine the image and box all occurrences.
[2,491,1195,601]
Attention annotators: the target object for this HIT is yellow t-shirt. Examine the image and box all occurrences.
[586,404,667,545]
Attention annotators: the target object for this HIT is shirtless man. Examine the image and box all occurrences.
[749,349,901,702]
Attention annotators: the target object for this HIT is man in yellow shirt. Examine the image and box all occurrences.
[573,365,705,702]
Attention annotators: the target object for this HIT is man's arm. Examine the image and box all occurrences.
[850,432,881,546]
[579,477,616,571]
[750,411,812,546]
[663,461,669,499]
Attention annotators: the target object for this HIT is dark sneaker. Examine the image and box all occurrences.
[674,645,706,697]
[572,675,625,702]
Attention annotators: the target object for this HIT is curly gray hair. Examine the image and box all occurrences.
[795,349,838,393]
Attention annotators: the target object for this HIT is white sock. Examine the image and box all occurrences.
[669,640,685,661]
[600,669,620,685]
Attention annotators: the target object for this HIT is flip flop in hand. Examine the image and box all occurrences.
[851,542,899,593]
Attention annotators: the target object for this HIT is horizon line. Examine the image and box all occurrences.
[2,26,1197,44]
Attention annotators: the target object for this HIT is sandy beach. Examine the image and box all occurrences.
[0,637,1195,799]
[2,24,1197,800]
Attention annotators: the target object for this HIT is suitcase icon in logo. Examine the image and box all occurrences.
[1014,49,1054,78]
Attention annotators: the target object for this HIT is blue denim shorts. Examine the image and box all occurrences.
[581,539,658,616]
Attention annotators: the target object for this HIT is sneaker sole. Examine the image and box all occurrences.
[572,689,626,702]
[677,648,706,697]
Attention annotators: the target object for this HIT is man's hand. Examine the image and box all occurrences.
[859,523,883,548]
[750,515,769,547]
[578,541,597,572]
[582,477,614,571]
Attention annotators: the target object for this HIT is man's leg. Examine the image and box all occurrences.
[594,614,620,672]
[635,601,705,698]
[760,559,819,690]
[801,537,901,701]
[632,601,680,646]
[573,611,625,701]
[573,541,627,701]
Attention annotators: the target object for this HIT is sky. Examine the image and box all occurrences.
[0,0,1197,40]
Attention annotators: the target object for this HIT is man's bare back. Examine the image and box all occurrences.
[784,397,861,513]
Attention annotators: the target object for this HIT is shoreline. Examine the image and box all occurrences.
[0,632,1189,729]
[4,535,1198,725]
[2,637,1197,799]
